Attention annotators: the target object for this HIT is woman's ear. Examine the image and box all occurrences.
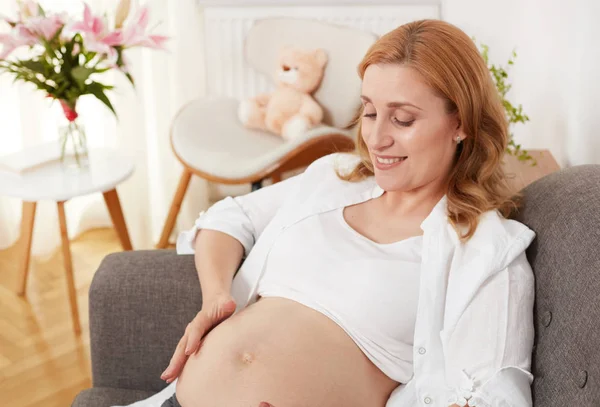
[454,114,462,131]
[454,115,466,141]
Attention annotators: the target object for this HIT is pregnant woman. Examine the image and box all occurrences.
[135,19,536,407]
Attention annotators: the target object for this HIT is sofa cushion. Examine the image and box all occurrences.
[514,164,600,405]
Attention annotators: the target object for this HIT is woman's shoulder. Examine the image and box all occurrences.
[460,209,536,270]
[299,153,367,189]
[476,209,535,242]
[304,152,361,176]
[284,152,371,203]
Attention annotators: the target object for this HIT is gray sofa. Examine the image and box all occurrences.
[72,164,600,407]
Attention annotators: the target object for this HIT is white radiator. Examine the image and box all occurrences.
[201,4,441,99]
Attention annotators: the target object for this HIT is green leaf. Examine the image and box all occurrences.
[65,87,79,101]
[71,66,95,89]
[18,59,48,75]
[50,25,64,43]
[40,38,60,60]
[56,80,70,95]
[84,51,97,63]
[86,81,117,118]
[124,72,135,87]
[476,41,535,166]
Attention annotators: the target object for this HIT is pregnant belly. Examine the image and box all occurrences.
[175,296,400,407]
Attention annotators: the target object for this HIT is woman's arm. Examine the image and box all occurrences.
[162,174,304,382]
[442,250,535,407]
[177,173,304,297]
[193,229,244,299]
[187,176,301,334]
[176,173,302,258]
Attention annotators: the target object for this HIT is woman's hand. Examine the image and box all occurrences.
[160,292,237,383]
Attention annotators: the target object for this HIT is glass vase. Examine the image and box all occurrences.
[59,119,89,171]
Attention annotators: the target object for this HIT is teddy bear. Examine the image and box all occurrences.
[238,46,328,141]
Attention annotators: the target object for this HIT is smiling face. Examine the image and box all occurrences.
[360,63,464,193]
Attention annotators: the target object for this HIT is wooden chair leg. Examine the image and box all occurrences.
[17,201,36,296]
[157,168,193,248]
[57,201,82,336]
[103,188,133,251]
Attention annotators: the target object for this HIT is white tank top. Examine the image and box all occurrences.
[256,206,422,384]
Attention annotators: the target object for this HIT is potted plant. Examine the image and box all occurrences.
[478,42,537,167]
[0,0,167,170]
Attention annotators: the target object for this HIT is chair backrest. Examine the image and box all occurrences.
[244,17,378,129]
[513,164,600,406]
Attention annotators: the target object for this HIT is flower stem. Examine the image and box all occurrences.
[60,128,68,162]
[70,122,81,167]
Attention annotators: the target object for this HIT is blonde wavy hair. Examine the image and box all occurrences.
[337,19,521,243]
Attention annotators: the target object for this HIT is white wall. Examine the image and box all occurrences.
[566,0,600,166]
[443,0,600,166]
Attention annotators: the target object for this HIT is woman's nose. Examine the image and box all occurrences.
[367,120,394,151]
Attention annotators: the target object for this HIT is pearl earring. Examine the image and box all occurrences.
[456,136,462,144]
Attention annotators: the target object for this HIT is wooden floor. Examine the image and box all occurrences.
[0,228,124,407]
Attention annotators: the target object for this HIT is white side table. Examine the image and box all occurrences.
[0,148,135,335]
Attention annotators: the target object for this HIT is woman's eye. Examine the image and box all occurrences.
[363,113,376,118]
[394,118,415,127]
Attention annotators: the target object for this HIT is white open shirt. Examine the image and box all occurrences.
[123,153,536,407]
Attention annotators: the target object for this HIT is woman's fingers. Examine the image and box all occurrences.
[161,298,237,382]
[185,313,209,355]
[161,328,189,381]
[220,298,237,316]
[186,299,235,355]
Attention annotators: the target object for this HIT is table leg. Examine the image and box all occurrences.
[157,168,192,249]
[57,201,82,336]
[103,188,133,251]
[17,201,37,296]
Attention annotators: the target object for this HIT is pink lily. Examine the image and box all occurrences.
[15,24,37,43]
[23,14,64,41]
[68,3,120,58]
[69,3,103,36]
[114,0,131,29]
[117,6,168,50]
[1,13,18,27]
[0,25,37,59]
[18,0,40,21]
[0,34,22,59]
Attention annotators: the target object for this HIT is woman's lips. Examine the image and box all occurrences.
[374,155,407,171]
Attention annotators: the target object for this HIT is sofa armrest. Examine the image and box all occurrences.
[88,249,202,393]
